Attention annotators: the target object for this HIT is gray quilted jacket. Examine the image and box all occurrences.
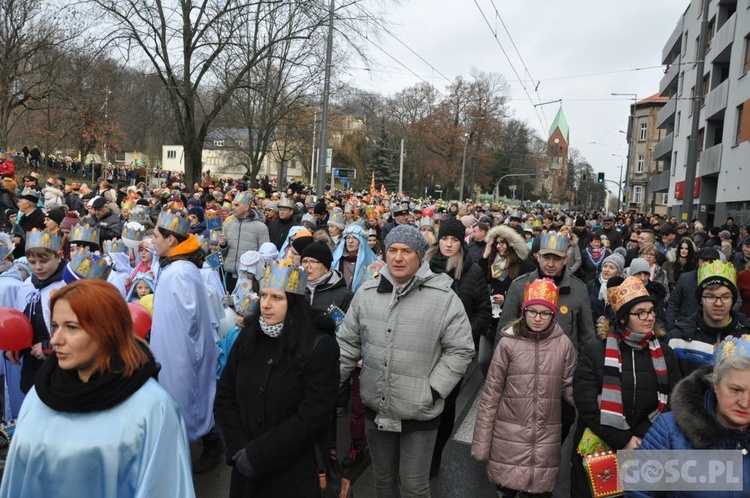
[338,262,475,432]
[220,214,270,275]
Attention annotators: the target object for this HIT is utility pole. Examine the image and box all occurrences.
[309,110,316,186]
[612,93,638,210]
[459,133,469,201]
[316,0,334,195]
[398,139,404,195]
[682,0,710,222]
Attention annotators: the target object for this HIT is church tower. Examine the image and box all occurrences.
[545,107,569,201]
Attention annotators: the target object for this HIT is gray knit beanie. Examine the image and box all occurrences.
[384,224,429,261]
[628,257,650,276]
[602,253,625,275]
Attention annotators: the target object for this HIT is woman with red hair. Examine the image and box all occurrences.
[0,279,195,498]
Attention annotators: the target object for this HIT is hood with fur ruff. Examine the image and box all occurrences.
[485,224,529,260]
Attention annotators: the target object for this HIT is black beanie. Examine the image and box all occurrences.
[314,202,328,215]
[438,218,466,242]
[301,242,333,269]
[291,236,315,255]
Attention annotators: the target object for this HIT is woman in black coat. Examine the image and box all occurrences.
[425,218,493,476]
[214,264,340,498]
[571,276,682,497]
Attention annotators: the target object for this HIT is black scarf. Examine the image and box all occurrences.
[429,252,472,296]
[35,341,160,413]
[31,259,66,290]
[159,248,204,269]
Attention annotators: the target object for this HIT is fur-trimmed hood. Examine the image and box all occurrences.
[670,365,741,448]
[485,224,529,260]
[595,318,666,339]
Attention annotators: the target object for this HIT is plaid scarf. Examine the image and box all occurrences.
[600,329,669,430]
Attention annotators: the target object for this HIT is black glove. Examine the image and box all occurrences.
[232,448,256,479]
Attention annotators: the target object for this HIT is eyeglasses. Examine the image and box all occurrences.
[301,259,321,267]
[640,252,657,259]
[629,309,656,320]
[524,308,554,320]
[702,294,733,304]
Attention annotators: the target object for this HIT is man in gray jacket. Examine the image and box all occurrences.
[219,191,269,292]
[338,224,474,497]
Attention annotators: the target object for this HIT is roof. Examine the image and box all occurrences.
[548,107,569,141]
[636,93,670,106]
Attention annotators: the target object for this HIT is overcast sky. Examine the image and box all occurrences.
[348,0,690,191]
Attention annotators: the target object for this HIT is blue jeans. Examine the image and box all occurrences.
[365,418,437,498]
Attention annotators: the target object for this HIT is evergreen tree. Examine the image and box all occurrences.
[368,125,398,193]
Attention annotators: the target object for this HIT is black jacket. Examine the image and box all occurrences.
[571,332,681,497]
[666,310,750,377]
[94,209,123,244]
[268,217,297,251]
[586,278,614,325]
[578,247,611,284]
[304,270,353,316]
[666,270,699,326]
[214,319,340,498]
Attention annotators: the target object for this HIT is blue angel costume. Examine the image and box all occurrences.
[331,224,377,292]
[0,348,195,498]
[151,237,218,442]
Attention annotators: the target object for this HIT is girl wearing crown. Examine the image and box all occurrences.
[472,278,577,497]
[571,276,682,497]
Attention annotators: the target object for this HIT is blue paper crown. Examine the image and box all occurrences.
[205,210,223,230]
[70,224,100,246]
[103,239,127,253]
[68,248,112,280]
[262,262,307,295]
[234,191,252,205]
[0,233,14,260]
[156,209,190,235]
[328,213,345,226]
[714,335,750,367]
[122,222,146,242]
[301,213,315,222]
[26,229,61,252]
[539,232,569,255]
[128,207,151,224]
[20,187,39,200]
[209,230,221,245]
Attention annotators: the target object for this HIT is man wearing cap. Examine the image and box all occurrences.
[656,224,678,255]
[219,192,270,292]
[12,189,45,259]
[675,222,690,246]
[667,260,750,376]
[90,196,123,245]
[268,198,298,250]
[595,215,623,249]
[313,201,329,231]
[337,224,474,496]
[666,247,722,325]
[380,202,409,242]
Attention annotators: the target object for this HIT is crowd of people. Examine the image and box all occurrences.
[0,166,749,497]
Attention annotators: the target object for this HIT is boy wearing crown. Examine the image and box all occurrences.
[150,207,222,473]
[668,260,750,376]
[5,230,67,414]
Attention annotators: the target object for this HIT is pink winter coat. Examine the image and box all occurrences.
[471,321,577,494]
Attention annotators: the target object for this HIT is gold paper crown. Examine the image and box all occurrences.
[607,276,650,315]
[156,208,190,235]
[714,335,750,367]
[262,262,307,295]
[70,224,100,246]
[26,229,61,252]
[522,278,560,310]
[68,247,112,280]
[122,222,146,242]
[697,260,737,288]
[103,239,127,253]
[278,197,294,209]
[129,207,151,224]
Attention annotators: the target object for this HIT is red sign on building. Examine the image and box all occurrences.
[674,178,701,200]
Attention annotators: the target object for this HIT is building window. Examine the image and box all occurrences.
[698,128,705,153]
[636,154,645,173]
[676,111,681,135]
[706,17,715,52]
[662,193,669,205]
[737,103,745,145]
[745,35,750,74]
[639,122,648,141]
[213,140,225,147]
[167,150,176,159]
[689,87,695,116]
[672,152,678,176]
[633,186,643,205]
[700,74,709,107]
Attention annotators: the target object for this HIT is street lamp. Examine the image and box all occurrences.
[612,153,624,212]
[611,93,638,211]
[459,132,469,202]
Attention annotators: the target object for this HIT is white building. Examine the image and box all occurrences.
[161,129,305,182]
[654,0,750,227]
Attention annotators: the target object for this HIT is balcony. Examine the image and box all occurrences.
[699,144,722,176]
[661,22,683,65]
[659,63,679,96]
[656,96,677,129]
[703,79,729,121]
[651,170,671,192]
[654,132,674,161]
[709,13,735,64]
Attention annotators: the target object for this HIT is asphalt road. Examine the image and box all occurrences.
[194,360,575,498]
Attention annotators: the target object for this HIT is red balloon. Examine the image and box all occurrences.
[127,303,152,339]
[0,307,33,351]
[422,206,434,218]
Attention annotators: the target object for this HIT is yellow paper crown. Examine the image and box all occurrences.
[262,261,307,295]
[714,335,750,367]
[607,276,650,315]
[522,278,560,310]
[697,260,737,288]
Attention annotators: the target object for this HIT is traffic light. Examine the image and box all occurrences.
[581,173,587,182]
[597,172,605,184]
